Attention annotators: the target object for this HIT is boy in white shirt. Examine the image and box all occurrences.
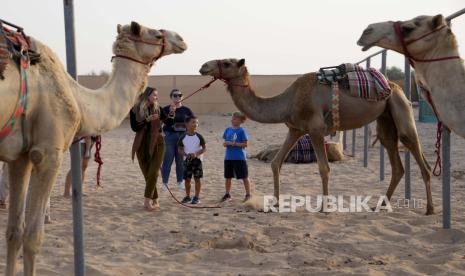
[178,116,207,204]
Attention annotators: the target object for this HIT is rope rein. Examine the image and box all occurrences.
[94,136,103,186]
[164,183,221,209]
[432,122,443,176]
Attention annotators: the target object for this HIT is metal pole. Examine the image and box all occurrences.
[363,58,371,167]
[379,50,387,181]
[352,129,356,157]
[343,130,347,150]
[63,1,85,275]
[442,128,451,228]
[173,75,176,88]
[403,57,411,199]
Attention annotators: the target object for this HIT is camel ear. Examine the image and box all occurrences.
[131,21,141,36]
[117,24,122,34]
[238,58,245,67]
[431,14,446,29]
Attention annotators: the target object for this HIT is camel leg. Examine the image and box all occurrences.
[308,132,331,211]
[398,134,433,214]
[388,99,434,215]
[271,128,304,201]
[23,148,63,276]
[5,155,32,276]
[376,112,404,203]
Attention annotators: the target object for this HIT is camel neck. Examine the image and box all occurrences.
[72,58,150,136]
[416,54,465,138]
[226,76,291,124]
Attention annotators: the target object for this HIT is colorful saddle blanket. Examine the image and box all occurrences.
[317,63,391,101]
[0,20,40,80]
[286,134,317,163]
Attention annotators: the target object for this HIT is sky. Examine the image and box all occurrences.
[2,0,464,75]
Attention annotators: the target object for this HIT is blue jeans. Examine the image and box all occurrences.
[161,131,184,184]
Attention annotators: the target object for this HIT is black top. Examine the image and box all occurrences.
[129,106,171,133]
[162,105,194,133]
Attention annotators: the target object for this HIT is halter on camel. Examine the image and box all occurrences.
[111,29,166,66]
[393,21,461,176]
[174,59,250,104]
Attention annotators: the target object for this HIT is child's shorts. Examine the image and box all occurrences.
[224,160,248,179]
[183,157,203,179]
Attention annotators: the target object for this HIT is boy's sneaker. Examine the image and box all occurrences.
[220,193,232,202]
[177,181,184,190]
[191,196,200,205]
[181,196,192,204]
[243,194,252,202]
[161,183,168,192]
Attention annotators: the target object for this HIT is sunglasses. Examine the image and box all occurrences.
[172,94,183,98]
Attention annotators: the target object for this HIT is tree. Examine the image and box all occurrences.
[386,66,404,80]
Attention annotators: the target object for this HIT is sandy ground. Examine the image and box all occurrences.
[1,113,465,275]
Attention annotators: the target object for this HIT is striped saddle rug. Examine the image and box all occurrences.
[286,134,316,163]
[0,21,41,80]
[317,63,391,101]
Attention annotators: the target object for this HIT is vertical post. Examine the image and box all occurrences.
[173,75,177,88]
[343,130,347,150]
[363,58,371,167]
[352,129,356,157]
[379,50,387,181]
[442,128,451,229]
[63,1,85,275]
[403,57,411,199]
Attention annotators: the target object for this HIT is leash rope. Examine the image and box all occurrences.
[164,183,221,209]
[179,78,219,103]
[94,135,103,186]
[432,122,442,176]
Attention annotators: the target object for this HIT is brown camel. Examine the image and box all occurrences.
[357,14,465,138]
[0,22,186,276]
[199,58,433,214]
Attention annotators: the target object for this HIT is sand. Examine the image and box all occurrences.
[1,113,465,275]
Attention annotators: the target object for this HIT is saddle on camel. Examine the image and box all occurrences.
[0,19,40,146]
[317,63,392,132]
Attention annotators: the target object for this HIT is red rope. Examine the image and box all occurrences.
[94,135,104,186]
[433,122,442,176]
[179,78,219,103]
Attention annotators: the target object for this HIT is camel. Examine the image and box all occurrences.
[357,14,465,138]
[199,58,433,215]
[0,21,187,276]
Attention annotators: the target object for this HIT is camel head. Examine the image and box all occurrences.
[199,58,247,80]
[357,15,455,56]
[113,21,187,66]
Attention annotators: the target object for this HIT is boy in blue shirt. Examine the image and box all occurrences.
[220,111,252,202]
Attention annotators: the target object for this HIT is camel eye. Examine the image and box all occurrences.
[401,25,415,35]
[223,62,231,68]
[148,29,163,39]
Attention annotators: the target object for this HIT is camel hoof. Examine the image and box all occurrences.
[425,208,434,216]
